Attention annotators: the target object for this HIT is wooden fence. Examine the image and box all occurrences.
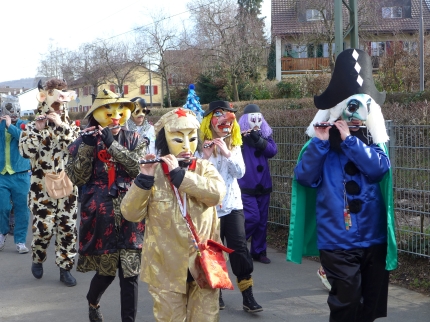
[281,57,330,73]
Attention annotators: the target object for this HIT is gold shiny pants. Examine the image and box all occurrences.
[148,281,219,322]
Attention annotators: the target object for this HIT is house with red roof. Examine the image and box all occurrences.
[271,0,430,80]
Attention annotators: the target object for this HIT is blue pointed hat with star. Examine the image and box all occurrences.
[183,84,204,122]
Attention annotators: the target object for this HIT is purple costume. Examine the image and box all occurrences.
[238,109,277,258]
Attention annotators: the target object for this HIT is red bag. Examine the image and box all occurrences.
[198,239,234,290]
[161,162,234,289]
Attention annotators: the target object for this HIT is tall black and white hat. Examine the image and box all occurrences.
[314,48,386,110]
[307,48,389,143]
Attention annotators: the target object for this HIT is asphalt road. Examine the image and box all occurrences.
[1,221,430,322]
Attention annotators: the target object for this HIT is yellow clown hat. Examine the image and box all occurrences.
[84,89,135,119]
[154,108,200,135]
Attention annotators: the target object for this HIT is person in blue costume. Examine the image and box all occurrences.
[287,48,397,322]
[0,97,31,254]
[237,104,277,264]
[183,84,204,123]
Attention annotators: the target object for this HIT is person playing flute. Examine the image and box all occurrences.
[198,100,263,313]
[121,107,226,322]
[287,49,397,322]
[65,89,147,322]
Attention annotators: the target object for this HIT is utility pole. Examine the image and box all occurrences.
[334,0,359,59]
[419,0,425,91]
[148,60,153,109]
[334,0,343,58]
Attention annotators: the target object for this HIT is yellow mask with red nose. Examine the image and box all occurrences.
[93,103,131,127]
[85,89,135,127]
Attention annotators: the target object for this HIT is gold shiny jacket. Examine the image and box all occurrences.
[121,158,226,294]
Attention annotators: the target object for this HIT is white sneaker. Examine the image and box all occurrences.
[16,243,29,254]
[317,266,332,291]
[0,234,6,251]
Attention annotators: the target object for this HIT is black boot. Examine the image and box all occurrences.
[242,286,263,313]
[89,304,103,322]
[219,290,226,310]
[31,262,43,279]
[60,268,77,287]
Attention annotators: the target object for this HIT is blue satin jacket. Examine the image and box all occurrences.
[0,119,30,173]
[294,135,390,251]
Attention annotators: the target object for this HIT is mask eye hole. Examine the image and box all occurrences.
[347,99,360,113]
[366,98,372,113]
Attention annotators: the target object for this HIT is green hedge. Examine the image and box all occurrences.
[70,91,430,127]
[146,95,430,127]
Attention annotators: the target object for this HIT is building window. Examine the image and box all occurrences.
[382,7,402,19]
[370,42,386,57]
[403,41,418,53]
[108,85,128,94]
[306,9,324,21]
[143,85,158,95]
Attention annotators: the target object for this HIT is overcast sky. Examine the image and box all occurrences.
[0,0,270,83]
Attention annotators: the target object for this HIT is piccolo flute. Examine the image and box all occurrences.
[203,134,231,148]
[313,123,366,128]
[35,115,47,121]
[138,157,197,164]
[241,129,258,135]
[79,125,120,136]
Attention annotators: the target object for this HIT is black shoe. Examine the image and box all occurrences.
[31,262,43,279]
[252,252,271,264]
[89,304,103,322]
[242,286,263,313]
[60,268,77,287]
[219,290,226,310]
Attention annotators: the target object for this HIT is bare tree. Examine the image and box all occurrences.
[95,39,148,97]
[188,0,267,101]
[66,43,108,95]
[134,12,181,107]
[378,34,430,92]
[37,41,74,83]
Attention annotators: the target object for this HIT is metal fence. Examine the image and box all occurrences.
[268,123,430,258]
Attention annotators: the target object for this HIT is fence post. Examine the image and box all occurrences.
[385,120,395,174]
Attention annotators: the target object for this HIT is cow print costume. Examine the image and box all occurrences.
[19,79,80,276]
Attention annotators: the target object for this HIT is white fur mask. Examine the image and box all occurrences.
[306,94,389,144]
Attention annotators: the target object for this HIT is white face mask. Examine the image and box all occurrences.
[247,112,262,130]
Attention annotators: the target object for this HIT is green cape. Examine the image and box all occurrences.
[286,140,398,271]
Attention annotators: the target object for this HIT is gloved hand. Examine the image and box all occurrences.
[100,127,114,148]
[81,134,97,146]
[249,130,261,142]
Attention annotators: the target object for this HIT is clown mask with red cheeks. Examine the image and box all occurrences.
[211,108,236,138]
[93,103,132,128]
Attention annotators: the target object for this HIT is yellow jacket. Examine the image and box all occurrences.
[121,159,226,293]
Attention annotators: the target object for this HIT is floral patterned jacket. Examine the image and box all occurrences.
[66,130,146,260]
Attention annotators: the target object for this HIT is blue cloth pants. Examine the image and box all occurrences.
[0,171,30,244]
